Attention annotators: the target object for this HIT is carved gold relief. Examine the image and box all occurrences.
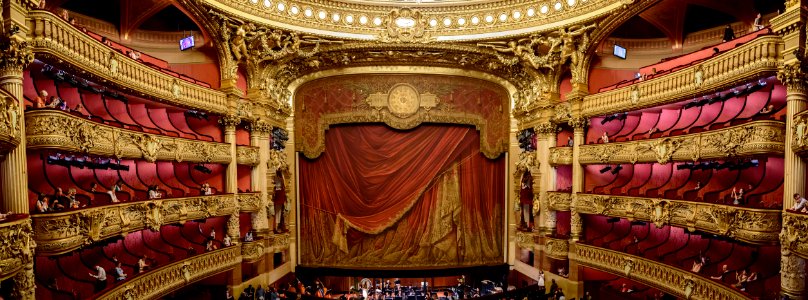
[547,192,571,211]
[32,195,238,256]
[96,247,240,300]
[564,120,785,165]
[0,218,35,283]
[236,146,260,166]
[26,110,232,164]
[237,192,262,212]
[544,237,569,260]
[573,244,750,300]
[0,91,22,156]
[781,212,808,259]
[573,193,781,244]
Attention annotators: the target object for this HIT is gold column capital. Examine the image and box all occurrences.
[534,122,559,137]
[0,34,33,74]
[779,63,808,95]
[568,117,589,130]
[247,119,272,135]
[219,114,242,130]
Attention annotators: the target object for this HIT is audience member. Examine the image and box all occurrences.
[601,131,609,143]
[0,211,13,221]
[256,285,266,300]
[753,13,764,31]
[36,194,49,213]
[89,265,107,292]
[711,264,731,281]
[244,231,254,242]
[566,136,573,147]
[38,0,46,9]
[128,50,141,60]
[108,180,123,202]
[59,9,69,20]
[712,47,720,55]
[731,187,744,205]
[792,193,808,212]
[147,185,162,200]
[113,262,126,282]
[223,234,232,247]
[537,270,545,291]
[67,188,81,209]
[200,182,213,195]
[722,25,736,42]
[205,239,217,251]
[34,90,47,108]
[101,37,113,47]
[759,104,774,114]
[137,255,149,273]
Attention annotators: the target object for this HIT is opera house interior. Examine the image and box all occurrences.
[0,0,806,299]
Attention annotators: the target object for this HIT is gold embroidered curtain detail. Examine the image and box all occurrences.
[299,124,504,268]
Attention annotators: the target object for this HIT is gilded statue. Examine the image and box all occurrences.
[553,23,597,83]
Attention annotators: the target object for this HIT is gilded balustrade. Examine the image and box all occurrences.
[236,146,260,166]
[547,191,572,211]
[237,192,262,213]
[31,194,238,256]
[96,246,241,300]
[581,35,782,118]
[574,193,781,245]
[241,239,266,263]
[26,11,229,114]
[514,230,539,249]
[549,147,573,166]
[0,217,34,282]
[780,211,808,260]
[566,120,784,165]
[25,110,232,164]
[572,244,750,300]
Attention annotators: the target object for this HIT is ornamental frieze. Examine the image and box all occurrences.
[26,110,232,164]
[238,192,262,212]
[581,36,782,118]
[236,146,260,166]
[574,193,781,245]
[31,194,238,256]
[549,147,573,166]
[544,237,569,260]
[96,247,241,300]
[0,217,35,283]
[572,244,750,300]
[781,212,808,259]
[547,191,572,211]
[241,239,266,263]
[564,120,784,165]
[0,90,21,157]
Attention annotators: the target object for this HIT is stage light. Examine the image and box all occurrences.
[611,164,623,174]
[599,166,612,174]
[194,164,212,174]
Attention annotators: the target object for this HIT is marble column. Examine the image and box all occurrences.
[249,120,271,237]
[220,115,241,193]
[0,38,33,214]
[535,122,558,235]
[569,117,587,242]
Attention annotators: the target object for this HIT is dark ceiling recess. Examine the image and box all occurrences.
[753,0,783,15]
[682,4,736,37]
[61,0,121,28]
[139,5,199,32]
[611,16,668,39]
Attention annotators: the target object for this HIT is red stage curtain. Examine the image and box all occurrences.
[299,124,504,268]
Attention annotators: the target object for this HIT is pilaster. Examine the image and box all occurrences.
[248,119,272,237]
[535,121,558,235]
[782,253,807,300]
[220,114,241,194]
[568,117,587,242]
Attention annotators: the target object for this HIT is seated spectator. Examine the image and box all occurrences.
[620,283,629,293]
[147,185,162,200]
[205,239,217,251]
[711,264,732,281]
[187,246,197,256]
[50,188,66,211]
[72,103,84,115]
[108,181,123,203]
[759,104,774,114]
[113,262,126,282]
[36,194,50,213]
[136,255,149,273]
[128,50,141,60]
[0,211,12,221]
[200,182,213,195]
[101,37,113,47]
[601,132,609,143]
[223,234,232,247]
[244,231,254,242]
[59,9,69,20]
[791,193,807,212]
[67,188,81,209]
[33,90,47,108]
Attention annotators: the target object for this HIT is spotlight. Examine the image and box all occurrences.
[611,164,623,174]
[185,110,208,120]
[194,164,212,174]
[599,166,612,174]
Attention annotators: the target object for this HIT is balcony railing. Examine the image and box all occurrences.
[544,237,569,260]
[781,211,808,260]
[241,233,292,263]
[549,147,572,166]
[26,109,232,164]
[0,216,33,282]
[547,191,572,211]
[574,193,781,245]
[27,10,229,114]
[96,246,241,300]
[238,192,262,212]
[31,194,238,256]
[563,120,784,165]
[237,146,260,166]
[581,35,782,118]
[572,243,749,300]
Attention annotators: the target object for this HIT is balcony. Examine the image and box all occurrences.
[0,215,33,282]
[236,146,260,166]
[572,243,749,300]
[31,194,238,256]
[574,193,781,245]
[95,246,241,300]
[238,192,262,213]
[549,147,572,166]
[26,109,232,164]
[580,35,782,118]
[547,191,572,211]
[27,10,229,114]
[568,120,784,165]
[781,211,808,259]
[241,233,292,263]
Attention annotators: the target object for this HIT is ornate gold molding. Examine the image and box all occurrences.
[26,110,232,164]
[31,194,238,256]
[241,239,266,263]
[574,193,781,245]
[580,35,782,118]
[236,146,260,166]
[780,211,808,259]
[514,230,539,249]
[266,232,292,253]
[27,11,229,114]
[570,120,784,165]
[0,89,22,157]
[549,147,573,166]
[202,0,625,42]
[238,192,261,212]
[96,246,241,300]
[0,217,34,283]
[573,243,750,300]
[547,191,571,211]
[545,236,569,260]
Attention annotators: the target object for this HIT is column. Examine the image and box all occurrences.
[568,117,587,242]
[782,253,807,300]
[249,120,271,237]
[220,114,241,193]
[0,34,32,214]
[535,122,557,235]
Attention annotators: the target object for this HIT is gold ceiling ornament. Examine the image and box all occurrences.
[379,8,431,43]
[365,83,439,118]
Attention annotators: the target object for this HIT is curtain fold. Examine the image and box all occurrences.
[300,124,504,267]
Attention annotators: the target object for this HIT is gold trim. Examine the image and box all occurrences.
[780,211,808,259]
[238,192,262,212]
[568,120,785,165]
[236,146,260,166]
[31,194,238,256]
[27,11,229,114]
[0,217,34,282]
[241,239,266,263]
[573,243,750,300]
[544,236,569,260]
[574,193,781,245]
[25,110,232,164]
[0,88,22,156]
[547,191,571,211]
[96,246,241,300]
[577,35,782,120]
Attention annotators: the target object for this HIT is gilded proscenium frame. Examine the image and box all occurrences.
[574,193,781,245]
[26,10,229,114]
[551,120,784,165]
[203,0,623,41]
[578,35,783,119]
[572,243,750,300]
[0,217,33,282]
[31,194,238,256]
[25,110,232,164]
[95,246,241,300]
[780,211,808,260]
[236,145,260,166]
